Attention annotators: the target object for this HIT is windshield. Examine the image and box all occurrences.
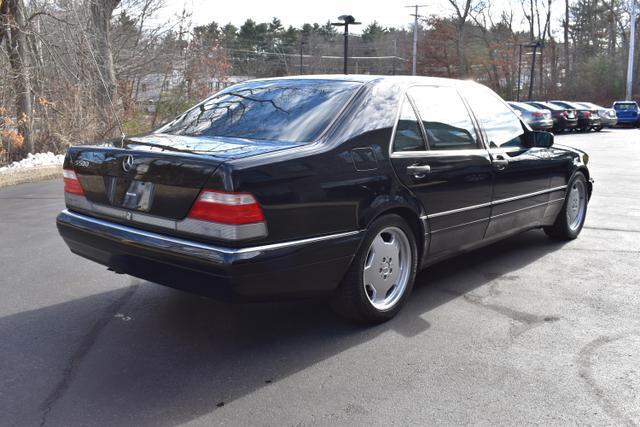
[159,79,361,143]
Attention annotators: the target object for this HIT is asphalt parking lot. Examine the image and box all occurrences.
[1,128,639,426]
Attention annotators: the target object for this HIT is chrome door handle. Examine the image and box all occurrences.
[492,158,509,170]
[406,164,431,178]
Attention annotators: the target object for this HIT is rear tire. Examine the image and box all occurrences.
[544,172,588,240]
[330,214,418,324]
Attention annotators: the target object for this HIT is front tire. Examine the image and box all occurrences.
[330,214,418,324]
[544,172,588,240]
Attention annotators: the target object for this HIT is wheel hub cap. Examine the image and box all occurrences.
[363,226,412,311]
[566,180,586,231]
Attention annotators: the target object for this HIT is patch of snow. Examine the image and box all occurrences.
[0,152,64,172]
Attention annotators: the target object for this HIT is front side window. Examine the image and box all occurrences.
[408,86,479,151]
[392,96,426,152]
[463,84,525,148]
[159,79,360,143]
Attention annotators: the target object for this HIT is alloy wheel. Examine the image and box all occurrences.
[362,226,412,311]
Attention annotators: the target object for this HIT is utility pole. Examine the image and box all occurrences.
[528,41,539,101]
[392,39,397,75]
[331,15,361,74]
[626,0,637,100]
[406,5,427,76]
[517,44,523,101]
[299,38,305,75]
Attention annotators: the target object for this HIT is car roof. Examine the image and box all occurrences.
[241,74,480,89]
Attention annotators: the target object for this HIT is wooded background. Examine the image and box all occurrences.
[0,0,635,163]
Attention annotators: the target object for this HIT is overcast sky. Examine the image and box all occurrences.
[159,0,496,33]
[156,0,572,38]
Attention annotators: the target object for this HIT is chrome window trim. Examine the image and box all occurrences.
[60,209,363,256]
[390,148,491,159]
[426,185,567,219]
[387,83,488,159]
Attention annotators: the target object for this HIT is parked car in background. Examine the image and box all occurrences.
[577,102,617,129]
[612,101,639,127]
[56,76,592,323]
[526,101,578,132]
[508,102,553,131]
[550,101,601,132]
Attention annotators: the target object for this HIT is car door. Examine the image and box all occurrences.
[461,83,554,239]
[389,85,493,257]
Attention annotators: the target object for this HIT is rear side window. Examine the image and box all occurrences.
[408,86,479,150]
[463,84,525,148]
[392,96,426,152]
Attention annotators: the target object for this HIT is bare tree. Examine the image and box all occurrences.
[447,0,474,77]
[1,0,33,154]
[89,0,121,111]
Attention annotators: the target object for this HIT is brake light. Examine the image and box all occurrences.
[63,169,85,196]
[532,112,543,117]
[188,190,265,225]
[583,111,591,117]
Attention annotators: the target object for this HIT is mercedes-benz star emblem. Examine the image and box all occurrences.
[122,155,134,172]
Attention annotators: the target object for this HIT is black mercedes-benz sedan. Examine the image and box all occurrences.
[56,75,592,323]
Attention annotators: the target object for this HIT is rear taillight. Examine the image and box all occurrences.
[532,112,543,117]
[561,111,568,117]
[583,111,591,117]
[63,169,85,196]
[188,190,265,225]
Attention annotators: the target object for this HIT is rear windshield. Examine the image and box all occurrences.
[530,102,563,111]
[580,102,600,110]
[509,102,539,113]
[553,101,583,110]
[614,102,638,110]
[159,79,361,143]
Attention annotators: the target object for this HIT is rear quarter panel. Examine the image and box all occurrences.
[217,80,424,246]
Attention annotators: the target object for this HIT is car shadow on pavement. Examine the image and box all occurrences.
[0,230,568,426]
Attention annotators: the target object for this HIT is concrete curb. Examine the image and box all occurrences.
[0,165,62,188]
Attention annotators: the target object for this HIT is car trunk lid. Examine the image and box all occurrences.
[66,134,302,220]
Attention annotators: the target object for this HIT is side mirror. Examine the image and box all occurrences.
[528,130,554,148]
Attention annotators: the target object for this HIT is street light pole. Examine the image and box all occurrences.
[331,15,361,74]
[343,25,349,74]
[626,0,637,100]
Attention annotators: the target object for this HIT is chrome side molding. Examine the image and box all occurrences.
[427,185,567,219]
